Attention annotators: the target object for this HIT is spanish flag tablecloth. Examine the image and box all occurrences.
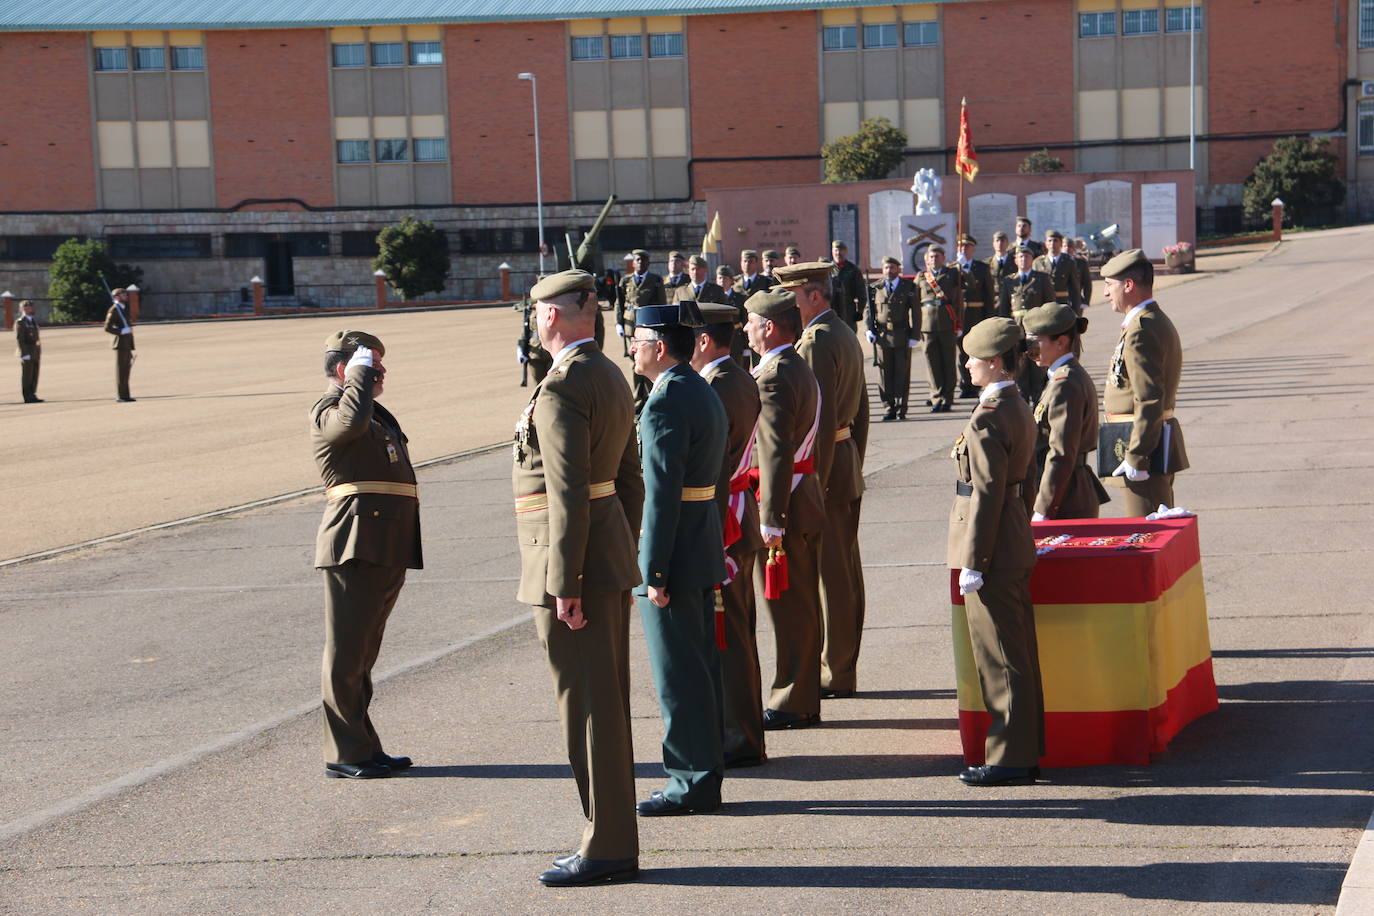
[951,516,1217,767]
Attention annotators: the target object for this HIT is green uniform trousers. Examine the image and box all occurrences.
[923,330,958,405]
[720,551,765,761]
[1115,471,1175,518]
[820,492,866,693]
[964,567,1045,767]
[321,560,406,764]
[116,347,133,400]
[755,531,822,715]
[875,344,913,413]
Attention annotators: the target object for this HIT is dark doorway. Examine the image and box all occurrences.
[265,240,295,296]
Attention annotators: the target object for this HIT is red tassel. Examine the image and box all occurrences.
[722,508,742,549]
[764,545,790,599]
[775,546,789,592]
[714,586,727,650]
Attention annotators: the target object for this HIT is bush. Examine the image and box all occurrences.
[1018,149,1066,174]
[821,117,908,183]
[47,238,143,323]
[374,217,450,301]
[1242,136,1345,226]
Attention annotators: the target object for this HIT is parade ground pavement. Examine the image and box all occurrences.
[1,227,1372,913]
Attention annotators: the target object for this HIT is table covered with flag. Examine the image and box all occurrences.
[950,516,1217,767]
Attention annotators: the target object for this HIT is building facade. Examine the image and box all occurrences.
[0,0,1370,316]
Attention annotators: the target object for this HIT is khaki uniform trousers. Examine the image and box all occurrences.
[875,343,913,413]
[533,588,639,861]
[720,551,765,761]
[957,308,989,392]
[1114,472,1175,518]
[116,347,133,400]
[923,330,958,405]
[321,560,407,764]
[820,488,865,693]
[964,567,1045,767]
[20,354,39,401]
[755,531,821,716]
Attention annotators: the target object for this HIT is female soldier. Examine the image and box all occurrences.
[948,317,1044,786]
[1023,303,1110,520]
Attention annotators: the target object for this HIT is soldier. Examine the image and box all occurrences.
[674,254,727,305]
[630,300,729,816]
[104,287,136,402]
[311,330,422,781]
[664,250,690,291]
[618,249,667,409]
[514,269,644,887]
[1012,216,1045,258]
[986,231,1018,316]
[1033,230,1082,312]
[691,302,765,768]
[999,246,1056,406]
[737,250,774,298]
[1023,304,1109,520]
[744,287,826,730]
[915,245,963,413]
[949,317,1044,787]
[956,234,997,399]
[830,240,866,332]
[718,265,751,368]
[517,302,553,385]
[1070,238,1094,307]
[761,249,782,280]
[866,255,918,421]
[15,299,41,403]
[777,261,870,700]
[784,245,803,266]
[1100,249,1189,516]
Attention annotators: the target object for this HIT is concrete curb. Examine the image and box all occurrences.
[1336,812,1374,914]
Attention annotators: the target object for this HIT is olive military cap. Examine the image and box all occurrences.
[1023,302,1086,337]
[882,255,901,266]
[1012,244,1034,256]
[688,254,709,267]
[745,287,798,318]
[962,317,1022,359]
[1046,229,1064,240]
[925,244,947,256]
[1101,248,1150,279]
[636,300,704,329]
[668,250,685,260]
[957,233,977,246]
[993,230,1009,240]
[631,248,650,258]
[716,265,735,277]
[325,329,386,356]
[831,239,847,250]
[762,249,781,260]
[740,249,759,259]
[697,302,739,325]
[530,268,596,301]
[784,245,801,256]
[773,261,834,289]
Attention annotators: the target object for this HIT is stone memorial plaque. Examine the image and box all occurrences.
[829,203,860,263]
[899,214,954,274]
[1140,183,1178,261]
[867,190,910,268]
[1084,180,1134,248]
[967,192,1017,260]
[1026,190,1077,238]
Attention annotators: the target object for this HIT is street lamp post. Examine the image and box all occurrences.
[517,72,546,277]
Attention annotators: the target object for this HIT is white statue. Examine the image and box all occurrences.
[911,168,942,215]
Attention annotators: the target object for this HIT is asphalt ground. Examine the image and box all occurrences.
[1,229,1371,913]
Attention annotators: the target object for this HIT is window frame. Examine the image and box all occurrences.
[609,33,643,59]
[822,25,858,51]
[1363,0,1374,48]
[414,137,448,162]
[571,35,606,60]
[863,22,899,49]
[374,138,410,162]
[1122,8,1160,35]
[107,233,212,260]
[1078,11,1117,38]
[134,46,166,71]
[95,47,129,71]
[170,46,204,70]
[408,40,442,65]
[1165,6,1203,32]
[371,42,404,67]
[331,43,365,68]
[648,32,683,58]
[903,20,940,47]
[1359,99,1374,155]
[336,139,371,164]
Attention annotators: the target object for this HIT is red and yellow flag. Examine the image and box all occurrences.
[955,97,979,182]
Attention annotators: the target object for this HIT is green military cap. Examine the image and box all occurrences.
[685,254,706,267]
[631,248,650,258]
[925,244,947,256]
[19,299,32,308]
[831,239,847,250]
[784,245,801,256]
[762,249,781,259]
[1101,248,1150,279]
[1045,229,1064,240]
[696,302,738,325]
[325,329,386,356]
[668,250,685,260]
[957,233,977,246]
[530,268,596,301]
[636,300,704,329]
[740,249,759,259]
[962,317,1022,359]
[1012,244,1034,256]
[773,260,834,290]
[1023,302,1086,337]
[882,255,901,266]
[716,264,735,277]
[745,287,798,318]
[993,230,1009,240]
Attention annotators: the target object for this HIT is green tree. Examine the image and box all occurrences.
[821,117,908,183]
[47,238,143,323]
[374,217,450,301]
[1018,149,1066,174]
[1243,136,1344,226]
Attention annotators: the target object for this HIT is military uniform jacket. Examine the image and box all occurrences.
[311,365,423,570]
[947,385,1037,572]
[1033,358,1102,517]
[704,355,763,558]
[664,273,691,293]
[797,310,869,504]
[1013,237,1046,258]
[104,303,135,350]
[1032,253,1082,309]
[986,254,1018,315]
[831,260,866,324]
[636,363,729,593]
[999,270,1055,319]
[513,341,645,605]
[15,314,39,358]
[868,277,918,348]
[753,347,825,535]
[1104,302,1189,474]
[959,259,997,315]
[673,280,727,305]
[915,267,963,334]
[617,272,667,332]
[1074,256,1093,306]
[737,273,775,298]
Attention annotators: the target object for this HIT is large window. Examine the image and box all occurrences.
[375,139,409,162]
[863,23,898,49]
[336,140,370,163]
[414,138,448,161]
[1362,0,1374,47]
[342,231,380,257]
[409,41,442,65]
[371,42,404,66]
[171,46,204,69]
[1360,99,1374,155]
[1123,9,1160,35]
[610,34,643,58]
[108,234,212,259]
[332,43,365,67]
[0,236,71,261]
[95,47,129,71]
[822,25,858,50]
[904,21,939,46]
[1165,6,1203,32]
[648,32,683,58]
[571,36,605,60]
[1079,11,1116,38]
[134,47,165,70]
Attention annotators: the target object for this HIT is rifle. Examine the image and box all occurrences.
[864,285,879,367]
[518,299,532,387]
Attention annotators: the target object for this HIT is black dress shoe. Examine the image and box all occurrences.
[24,397,42,403]
[723,752,767,769]
[898,410,907,419]
[637,791,720,816]
[538,855,639,887]
[325,760,391,779]
[762,708,820,730]
[372,752,412,771]
[820,688,856,699]
[958,765,1035,786]
[881,408,897,422]
[115,397,136,403]
[552,853,577,869]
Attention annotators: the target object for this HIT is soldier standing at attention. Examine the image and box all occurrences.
[15,300,41,403]
[1000,246,1056,406]
[665,251,690,292]
[986,232,1018,316]
[1023,304,1109,520]
[517,302,553,384]
[745,288,826,730]
[949,317,1044,787]
[867,255,918,421]
[104,288,136,402]
[717,265,751,367]
[738,250,774,299]
[630,300,729,816]
[618,249,667,410]
[1033,230,1082,312]
[761,249,782,281]
[691,302,766,768]
[1012,216,1045,258]
[830,240,866,332]
[311,330,421,781]
[1071,237,1094,307]
[1100,249,1189,516]
[674,254,726,305]
[784,245,804,266]
[956,234,997,399]
[514,270,644,887]
[915,245,963,413]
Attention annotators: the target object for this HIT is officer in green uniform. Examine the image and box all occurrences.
[1012,216,1045,258]
[986,231,1018,317]
[866,255,919,420]
[957,234,997,398]
[515,269,645,887]
[761,249,782,281]
[737,249,774,298]
[915,245,963,413]
[674,254,727,306]
[1033,230,1082,312]
[1070,238,1094,307]
[104,288,136,402]
[517,301,553,384]
[830,240,866,332]
[630,300,729,816]
[618,249,667,410]
[664,250,690,292]
[311,330,422,780]
[999,246,1055,407]
[15,299,41,403]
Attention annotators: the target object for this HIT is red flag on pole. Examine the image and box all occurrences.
[956,97,980,182]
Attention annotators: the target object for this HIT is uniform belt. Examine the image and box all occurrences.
[954,481,1022,497]
[681,485,715,502]
[835,424,851,443]
[515,479,616,514]
[325,481,417,501]
[1105,409,1174,422]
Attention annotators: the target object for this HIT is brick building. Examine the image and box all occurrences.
[1,0,1371,316]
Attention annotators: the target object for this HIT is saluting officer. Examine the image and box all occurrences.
[1033,230,1082,312]
[1100,249,1189,516]
[1023,303,1110,520]
[514,269,645,887]
[867,255,919,421]
[957,234,997,399]
[311,330,422,780]
[915,245,963,413]
[15,299,41,403]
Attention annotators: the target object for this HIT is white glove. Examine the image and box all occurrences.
[958,568,984,596]
[347,345,373,370]
[1146,505,1196,520]
[516,346,528,365]
[866,330,877,343]
[907,339,919,349]
[616,324,626,337]
[21,355,31,361]
[1112,459,1149,482]
[1031,512,1046,522]
[119,327,132,335]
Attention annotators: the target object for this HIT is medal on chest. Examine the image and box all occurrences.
[1108,340,1127,388]
[513,395,537,463]
[950,433,965,460]
[386,442,399,464]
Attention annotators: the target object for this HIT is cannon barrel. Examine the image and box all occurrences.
[570,194,617,272]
